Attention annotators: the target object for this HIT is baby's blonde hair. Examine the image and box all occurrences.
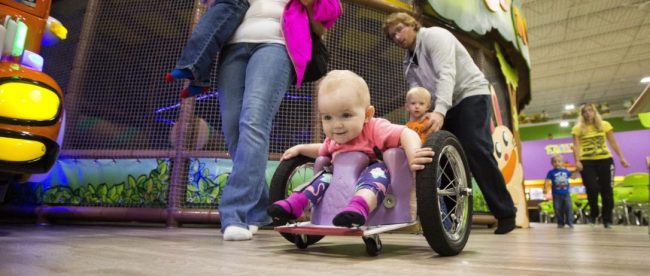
[406,87,431,106]
[318,70,370,107]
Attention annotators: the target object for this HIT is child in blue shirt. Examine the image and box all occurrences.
[544,154,577,228]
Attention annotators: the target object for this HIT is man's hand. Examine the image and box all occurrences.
[409,147,434,171]
[421,112,445,135]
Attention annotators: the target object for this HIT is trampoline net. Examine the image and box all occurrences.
[58,0,195,152]
[58,0,411,155]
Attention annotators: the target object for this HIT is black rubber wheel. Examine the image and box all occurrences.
[416,130,473,256]
[362,235,382,257]
[294,234,310,249]
[269,155,324,246]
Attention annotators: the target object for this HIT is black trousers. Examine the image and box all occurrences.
[442,95,516,220]
[580,158,614,224]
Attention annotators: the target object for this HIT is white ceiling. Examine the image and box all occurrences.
[521,0,650,118]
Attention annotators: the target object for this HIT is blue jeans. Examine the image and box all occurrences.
[553,193,573,227]
[175,0,249,87]
[216,43,293,231]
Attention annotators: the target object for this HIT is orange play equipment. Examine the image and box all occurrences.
[0,0,66,199]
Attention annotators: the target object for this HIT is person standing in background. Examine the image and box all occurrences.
[572,103,629,228]
[544,154,577,228]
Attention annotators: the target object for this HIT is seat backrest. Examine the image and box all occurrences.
[310,149,415,226]
[314,156,331,173]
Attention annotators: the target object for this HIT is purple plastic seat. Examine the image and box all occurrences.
[310,148,415,226]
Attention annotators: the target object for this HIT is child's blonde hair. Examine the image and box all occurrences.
[318,70,370,107]
[405,87,431,107]
[575,103,604,136]
[550,154,563,164]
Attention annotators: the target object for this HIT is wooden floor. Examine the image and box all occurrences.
[1,222,649,275]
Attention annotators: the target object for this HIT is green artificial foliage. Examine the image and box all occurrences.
[186,159,229,205]
[4,159,170,207]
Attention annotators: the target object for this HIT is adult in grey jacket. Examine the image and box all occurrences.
[383,12,516,234]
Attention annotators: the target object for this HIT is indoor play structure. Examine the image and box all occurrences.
[0,0,532,231]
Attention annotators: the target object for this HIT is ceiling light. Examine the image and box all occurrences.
[560,121,569,127]
[641,76,650,83]
[564,104,575,110]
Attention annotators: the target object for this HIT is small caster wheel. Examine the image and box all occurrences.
[362,234,382,256]
[294,234,309,249]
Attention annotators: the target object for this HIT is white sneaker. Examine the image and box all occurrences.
[249,225,259,235]
[223,226,252,241]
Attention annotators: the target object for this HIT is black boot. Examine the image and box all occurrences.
[494,217,516,234]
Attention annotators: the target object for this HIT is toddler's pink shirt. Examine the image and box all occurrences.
[319,118,405,161]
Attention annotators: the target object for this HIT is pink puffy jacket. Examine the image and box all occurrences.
[283,0,342,87]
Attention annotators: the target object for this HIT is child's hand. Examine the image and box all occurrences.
[281,145,302,160]
[409,147,434,171]
[544,191,552,200]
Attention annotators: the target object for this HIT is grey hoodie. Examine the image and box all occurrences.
[404,27,489,116]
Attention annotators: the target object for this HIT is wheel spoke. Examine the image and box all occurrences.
[287,164,313,196]
[444,196,458,205]
[441,209,452,223]
[440,205,456,220]
[440,164,452,184]
[439,152,460,194]
[440,174,457,190]
[433,145,471,240]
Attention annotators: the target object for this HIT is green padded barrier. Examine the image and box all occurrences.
[619,173,649,204]
[539,200,554,213]
[639,112,650,128]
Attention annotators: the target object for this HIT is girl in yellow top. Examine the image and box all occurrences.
[571,103,629,228]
